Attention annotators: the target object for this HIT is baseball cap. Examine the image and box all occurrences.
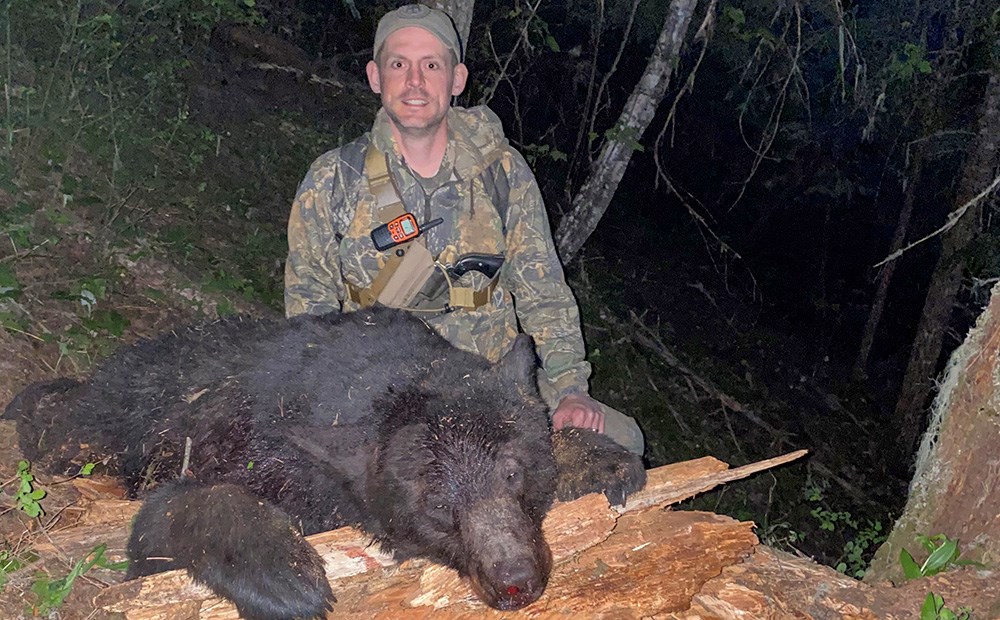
[373,4,463,62]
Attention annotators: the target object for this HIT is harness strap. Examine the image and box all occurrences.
[449,277,499,308]
[346,143,500,311]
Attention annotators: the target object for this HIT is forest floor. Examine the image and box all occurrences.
[0,31,912,618]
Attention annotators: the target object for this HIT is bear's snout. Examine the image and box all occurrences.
[479,554,550,610]
[460,497,552,610]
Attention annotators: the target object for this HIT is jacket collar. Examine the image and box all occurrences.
[370,106,508,180]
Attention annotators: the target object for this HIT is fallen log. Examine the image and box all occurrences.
[76,450,804,618]
[672,545,1000,619]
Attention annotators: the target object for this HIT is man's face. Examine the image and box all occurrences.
[366,27,468,139]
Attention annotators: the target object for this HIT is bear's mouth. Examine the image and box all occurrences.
[468,569,549,611]
[465,539,553,611]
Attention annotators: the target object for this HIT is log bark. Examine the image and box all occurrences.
[892,69,1000,456]
[554,0,702,259]
[867,278,1000,582]
[45,452,805,618]
[671,546,1000,619]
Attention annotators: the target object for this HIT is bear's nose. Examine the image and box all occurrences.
[492,560,542,610]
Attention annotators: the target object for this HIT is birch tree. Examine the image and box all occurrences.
[554,0,705,259]
[428,0,474,58]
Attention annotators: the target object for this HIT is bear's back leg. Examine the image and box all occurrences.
[127,479,334,620]
[3,378,83,469]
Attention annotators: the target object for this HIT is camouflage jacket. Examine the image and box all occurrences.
[284,105,590,404]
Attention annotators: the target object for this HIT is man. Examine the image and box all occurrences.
[284,3,644,455]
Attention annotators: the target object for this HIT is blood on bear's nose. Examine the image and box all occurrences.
[489,558,544,610]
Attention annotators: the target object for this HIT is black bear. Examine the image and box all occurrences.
[5,308,646,619]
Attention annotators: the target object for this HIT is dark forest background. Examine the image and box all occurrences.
[1,0,998,586]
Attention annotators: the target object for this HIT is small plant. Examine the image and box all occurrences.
[14,460,46,518]
[0,548,37,592]
[0,265,21,300]
[920,592,971,620]
[805,479,856,532]
[899,534,963,579]
[837,520,885,578]
[28,543,128,615]
[804,479,886,578]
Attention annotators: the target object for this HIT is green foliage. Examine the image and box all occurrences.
[805,480,886,578]
[888,43,933,82]
[522,143,568,166]
[899,534,964,579]
[0,548,37,592]
[46,273,131,365]
[81,308,130,338]
[13,460,46,518]
[722,4,776,46]
[604,123,645,153]
[920,592,971,620]
[837,520,885,578]
[4,0,260,186]
[807,480,855,531]
[28,543,128,615]
[0,264,21,300]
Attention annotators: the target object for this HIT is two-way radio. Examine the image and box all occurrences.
[370,213,444,251]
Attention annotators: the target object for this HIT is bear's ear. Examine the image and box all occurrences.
[496,334,538,389]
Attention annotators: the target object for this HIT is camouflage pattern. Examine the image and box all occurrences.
[285,105,591,404]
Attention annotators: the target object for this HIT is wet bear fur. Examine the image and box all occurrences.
[5,307,646,619]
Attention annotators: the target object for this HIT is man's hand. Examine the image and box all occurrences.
[551,393,606,433]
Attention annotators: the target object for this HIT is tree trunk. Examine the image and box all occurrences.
[867,277,1000,583]
[427,0,473,59]
[554,0,703,260]
[853,145,925,379]
[892,70,1000,456]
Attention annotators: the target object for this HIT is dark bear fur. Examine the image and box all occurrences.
[5,308,645,619]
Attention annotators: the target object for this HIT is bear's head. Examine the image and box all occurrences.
[370,334,557,610]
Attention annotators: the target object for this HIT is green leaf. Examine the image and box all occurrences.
[900,548,922,580]
[545,35,560,52]
[0,265,21,299]
[79,463,95,476]
[724,6,746,26]
[916,533,940,554]
[82,309,130,337]
[922,539,958,576]
[921,592,942,620]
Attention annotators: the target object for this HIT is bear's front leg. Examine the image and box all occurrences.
[551,428,647,506]
[127,479,334,620]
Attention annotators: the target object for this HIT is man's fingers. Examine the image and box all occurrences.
[552,396,606,434]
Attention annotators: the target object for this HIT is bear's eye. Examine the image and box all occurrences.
[504,468,523,490]
[427,501,453,525]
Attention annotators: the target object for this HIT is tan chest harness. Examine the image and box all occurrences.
[343,144,501,312]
